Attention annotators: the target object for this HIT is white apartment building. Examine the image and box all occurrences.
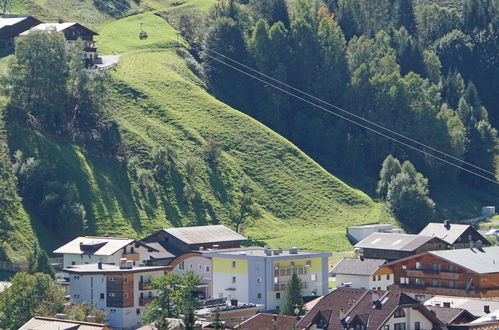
[65,260,168,329]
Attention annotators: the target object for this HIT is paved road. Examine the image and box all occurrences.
[95,54,121,69]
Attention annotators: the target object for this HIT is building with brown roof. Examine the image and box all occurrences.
[380,246,499,301]
[355,232,449,261]
[418,221,490,248]
[296,287,442,329]
[236,313,300,330]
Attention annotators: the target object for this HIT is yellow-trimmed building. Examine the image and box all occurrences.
[203,247,331,311]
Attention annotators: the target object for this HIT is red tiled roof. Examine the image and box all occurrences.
[236,313,300,330]
[297,287,442,329]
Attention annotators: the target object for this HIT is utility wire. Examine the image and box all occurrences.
[185,45,499,185]
[199,42,497,178]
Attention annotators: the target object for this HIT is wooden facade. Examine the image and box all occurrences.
[0,16,41,50]
[382,253,499,299]
[106,274,134,308]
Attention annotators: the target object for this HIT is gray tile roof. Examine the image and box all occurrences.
[418,222,487,245]
[424,296,499,317]
[330,258,387,276]
[354,232,443,251]
[429,246,499,274]
[426,306,474,324]
[165,225,247,245]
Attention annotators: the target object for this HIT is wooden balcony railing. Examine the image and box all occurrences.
[139,281,152,290]
[405,269,464,280]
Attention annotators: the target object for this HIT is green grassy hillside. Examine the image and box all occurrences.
[0,1,391,258]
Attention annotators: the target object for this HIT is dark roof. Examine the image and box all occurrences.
[330,258,386,276]
[426,306,476,325]
[297,287,442,330]
[236,313,300,330]
[419,222,490,245]
[355,232,446,251]
[145,242,175,260]
[20,22,98,36]
[429,247,499,274]
[164,225,247,245]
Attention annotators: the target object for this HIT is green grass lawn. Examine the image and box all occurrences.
[105,49,392,251]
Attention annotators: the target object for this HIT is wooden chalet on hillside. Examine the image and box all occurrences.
[418,221,490,249]
[0,15,41,50]
[20,22,99,61]
[380,246,499,301]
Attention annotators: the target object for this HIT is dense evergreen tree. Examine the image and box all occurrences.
[397,0,417,36]
[203,17,251,112]
[377,155,402,198]
[279,272,303,316]
[26,242,55,278]
[386,161,435,231]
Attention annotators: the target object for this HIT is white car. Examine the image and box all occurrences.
[485,228,499,236]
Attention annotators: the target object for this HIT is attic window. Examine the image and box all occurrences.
[394,308,405,318]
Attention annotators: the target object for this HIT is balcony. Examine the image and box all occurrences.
[274,267,308,277]
[139,297,154,306]
[392,284,482,297]
[404,269,465,281]
[274,282,308,291]
[139,281,152,290]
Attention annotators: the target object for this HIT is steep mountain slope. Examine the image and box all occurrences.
[0,1,391,260]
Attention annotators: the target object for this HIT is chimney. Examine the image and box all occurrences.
[470,240,474,250]
[58,18,64,23]
[272,314,278,322]
[119,258,127,269]
[79,242,84,251]
[372,291,379,303]
[484,305,490,314]
[86,315,96,322]
[98,261,102,270]
[476,240,483,251]
[444,220,450,229]
[339,308,346,320]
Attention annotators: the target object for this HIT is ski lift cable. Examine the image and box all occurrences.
[179,43,499,185]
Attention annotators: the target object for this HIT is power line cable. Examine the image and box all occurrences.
[187,46,499,185]
[199,41,498,178]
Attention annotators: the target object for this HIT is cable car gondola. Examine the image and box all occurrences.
[139,23,148,40]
